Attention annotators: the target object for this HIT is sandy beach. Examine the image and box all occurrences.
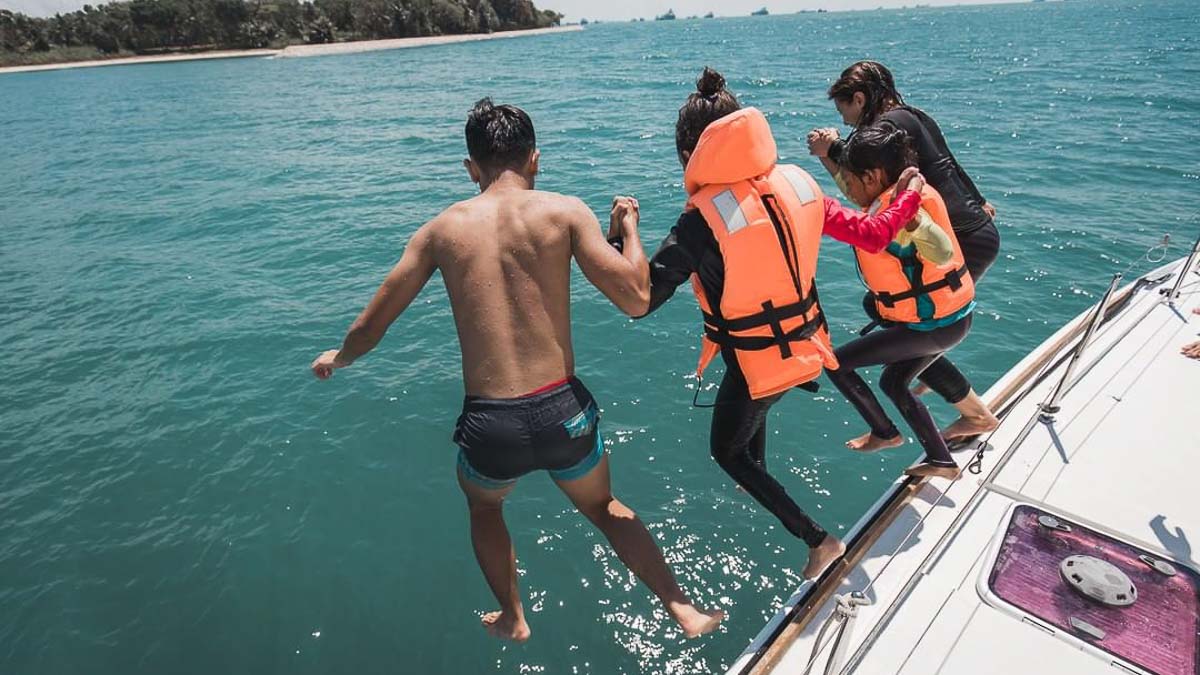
[0,25,581,75]
[277,25,580,58]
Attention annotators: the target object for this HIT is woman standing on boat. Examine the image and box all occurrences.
[808,61,999,441]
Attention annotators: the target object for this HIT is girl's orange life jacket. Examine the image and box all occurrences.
[683,108,837,400]
[857,185,975,325]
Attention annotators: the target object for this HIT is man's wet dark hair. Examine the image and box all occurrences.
[827,60,905,128]
[841,125,918,184]
[675,67,741,156]
[465,97,536,172]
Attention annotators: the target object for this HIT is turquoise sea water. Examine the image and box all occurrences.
[2,1,1199,673]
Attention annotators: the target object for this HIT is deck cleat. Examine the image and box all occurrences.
[1037,515,1072,533]
[1138,554,1177,577]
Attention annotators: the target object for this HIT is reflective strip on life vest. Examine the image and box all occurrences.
[710,189,750,235]
[779,166,819,205]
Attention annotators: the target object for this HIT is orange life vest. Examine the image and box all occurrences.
[684,108,838,400]
[857,185,975,324]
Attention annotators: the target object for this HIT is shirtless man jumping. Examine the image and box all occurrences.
[310,99,723,642]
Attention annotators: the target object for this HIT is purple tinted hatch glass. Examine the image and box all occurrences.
[988,505,1199,675]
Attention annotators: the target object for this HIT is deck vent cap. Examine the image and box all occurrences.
[1060,555,1137,607]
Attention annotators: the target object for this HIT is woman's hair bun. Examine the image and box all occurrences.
[696,67,726,97]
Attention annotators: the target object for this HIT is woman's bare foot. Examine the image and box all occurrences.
[904,463,962,481]
[802,536,847,580]
[846,431,904,453]
[481,610,531,642]
[942,413,999,441]
[670,604,726,638]
[1183,341,1200,360]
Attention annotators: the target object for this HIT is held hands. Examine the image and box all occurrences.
[896,167,926,196]
[311,349,348,380]
[806,127,840,157]
[609,195,640,239]
[895,167,927,232]
[983,202,997,219]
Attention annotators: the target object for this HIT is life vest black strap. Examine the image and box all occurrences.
[701,291,819,334]
[875,267,965,308]
[702,306,825,353]
[701,283,824,359]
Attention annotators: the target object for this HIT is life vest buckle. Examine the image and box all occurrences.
[760,299,793,359]
[945,267,964,291]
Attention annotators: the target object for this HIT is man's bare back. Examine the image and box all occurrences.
[309,176,647,392]
[429,188,581,398]
[407,183,651,398]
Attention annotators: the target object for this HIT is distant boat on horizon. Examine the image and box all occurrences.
[751,7,769,16]
[704,11,715,18]
[656,9,677,20]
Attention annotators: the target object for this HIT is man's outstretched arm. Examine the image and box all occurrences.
[570,196,651,317]
[312,223,437,379]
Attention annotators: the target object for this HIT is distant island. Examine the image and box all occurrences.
[0,0,562,68]
[751,7,769,16]
[655,9,676,21]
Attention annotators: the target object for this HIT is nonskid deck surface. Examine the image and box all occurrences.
[734,254,1200,675]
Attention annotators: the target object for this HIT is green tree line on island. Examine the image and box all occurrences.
[0,0,562,66]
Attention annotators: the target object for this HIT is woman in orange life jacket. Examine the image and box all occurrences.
[808,61,1000,443]
[824,126,976,481]
[611,67,927,580]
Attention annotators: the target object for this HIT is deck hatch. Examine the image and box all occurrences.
[982,504,1199,675]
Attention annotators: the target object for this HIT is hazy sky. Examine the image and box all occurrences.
[3,0,1013,21]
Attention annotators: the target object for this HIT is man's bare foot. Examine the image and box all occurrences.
[481,610,531,642]
[670,604,726,638]
[942,413,999,441]
[911,382,931,396]
[846,431,904,453]
[904,463,962,480]
[802,536,847,580]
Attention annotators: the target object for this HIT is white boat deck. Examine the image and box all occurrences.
[733,251,1200,675]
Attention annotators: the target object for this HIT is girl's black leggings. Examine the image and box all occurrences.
[826,314,973,467]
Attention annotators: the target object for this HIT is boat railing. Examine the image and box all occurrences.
[1165,230,1200,307]
[1037,273,1123,420]
[1043,229,1199,421]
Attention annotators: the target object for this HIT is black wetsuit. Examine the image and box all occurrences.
[640,211,828,548]
[831,105,1000,403]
